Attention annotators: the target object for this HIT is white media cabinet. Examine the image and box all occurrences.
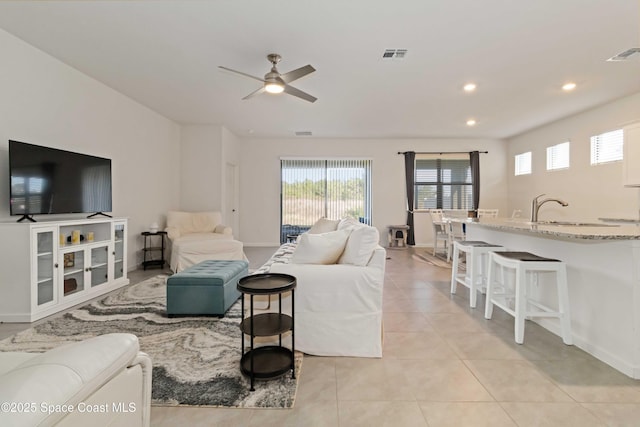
[0,217,129,322]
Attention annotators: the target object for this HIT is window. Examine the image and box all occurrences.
[546,141,570,170]
[280,159,372,243]
[591,129,623,165]
[414,156,472,209]
[514,151,532,175]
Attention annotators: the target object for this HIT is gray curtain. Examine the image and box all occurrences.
[470,151,480,211]
[403,151,416,245]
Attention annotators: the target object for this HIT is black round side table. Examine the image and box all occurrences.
[237,273,296,391]
[140,231,167,270]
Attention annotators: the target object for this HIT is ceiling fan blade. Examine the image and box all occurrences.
[280,64,316,84]
[218,66,265,83]
[283,84,317,103]
[242,86,266,100]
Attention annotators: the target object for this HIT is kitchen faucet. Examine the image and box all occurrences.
[530,194,569,222]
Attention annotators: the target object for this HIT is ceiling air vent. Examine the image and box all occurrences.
[607,47,640,61]
[382,49,408,60]
[295,131,312,136]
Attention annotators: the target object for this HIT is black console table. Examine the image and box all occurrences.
[141,231,167,270]
[237,273,296,391]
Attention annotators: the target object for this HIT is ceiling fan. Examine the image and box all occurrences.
[219,53,317,103]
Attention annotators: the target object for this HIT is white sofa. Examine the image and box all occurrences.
[256,218,386,357]
[166,211,246,272]
[0,333,152,427]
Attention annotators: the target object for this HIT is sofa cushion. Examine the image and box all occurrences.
[292,229,350,264]
[308,217,340,234]
[339,224,380,266]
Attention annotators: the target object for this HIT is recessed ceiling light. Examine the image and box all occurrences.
[562,82,577,91]
[466,119,477,126]
[463,83,477,92]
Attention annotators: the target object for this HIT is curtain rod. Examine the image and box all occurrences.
[397,150,488,155]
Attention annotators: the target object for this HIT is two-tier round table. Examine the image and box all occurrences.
[237,273,296,391]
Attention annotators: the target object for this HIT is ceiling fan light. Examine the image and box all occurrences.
[265,82,284,94]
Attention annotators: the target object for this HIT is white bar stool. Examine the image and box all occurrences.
[484,251,573,345]
[450,241,506,308]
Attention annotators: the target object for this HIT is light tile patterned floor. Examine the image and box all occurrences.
[2,247,639,426]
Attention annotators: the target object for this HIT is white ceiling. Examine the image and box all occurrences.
[0,0,638,140]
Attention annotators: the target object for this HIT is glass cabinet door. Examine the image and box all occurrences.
[90,245,109,287]
[113,222,126,280]
[34,228,57,308]
[61,248,85,298]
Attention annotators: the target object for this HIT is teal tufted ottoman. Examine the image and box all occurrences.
[166,260,249,317]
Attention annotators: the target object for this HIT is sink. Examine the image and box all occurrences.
[533,220,619,227]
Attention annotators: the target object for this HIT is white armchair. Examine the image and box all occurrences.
[166,211,245,272]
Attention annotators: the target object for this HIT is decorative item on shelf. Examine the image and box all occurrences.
[87,232,94,242]
[63,278,78,294]
[63,253,75,268]
[149,222,159,233]
[71,230,81,244]
[60,233,66,246]
[67,234,85,243]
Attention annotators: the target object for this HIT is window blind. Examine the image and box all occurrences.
[591,129,623,165]
[280,159,372,243]
[415,157,472,209]
[514,151,532,176]
[546,142,570,170]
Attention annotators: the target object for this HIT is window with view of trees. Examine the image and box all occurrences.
[414,156,472,209]
[280,159,372,243]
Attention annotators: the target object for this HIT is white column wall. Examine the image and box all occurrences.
[179,125,223,212]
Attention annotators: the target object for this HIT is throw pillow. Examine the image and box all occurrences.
[338,224,380,266]
[291,229,350,265]
[337,217,360,231]
[308,217,340,234]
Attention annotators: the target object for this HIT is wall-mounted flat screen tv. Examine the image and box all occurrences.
[9,140,112,219]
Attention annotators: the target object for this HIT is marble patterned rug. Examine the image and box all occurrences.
[415,250,454,268]
[0,275,302,408]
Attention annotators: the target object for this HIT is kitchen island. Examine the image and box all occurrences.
[465,218,640,379]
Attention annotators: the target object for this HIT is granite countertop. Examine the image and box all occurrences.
[467,218,640,240]
[599,217,640,224]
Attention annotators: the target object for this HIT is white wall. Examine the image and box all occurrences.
[507,91,640,221]
[0,29,181,270]
[239,137,508,246]
[179,125,222,211]
[179,125,242,234]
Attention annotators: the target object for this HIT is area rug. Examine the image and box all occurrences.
[416,250,453,268]
[0,275,302,409]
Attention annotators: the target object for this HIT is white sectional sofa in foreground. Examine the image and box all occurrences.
[0,333,151,427]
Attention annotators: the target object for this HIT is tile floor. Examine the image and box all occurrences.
[2,246,640,426]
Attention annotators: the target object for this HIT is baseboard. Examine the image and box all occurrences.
[0,313,32,323]
[535,317,640,379]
